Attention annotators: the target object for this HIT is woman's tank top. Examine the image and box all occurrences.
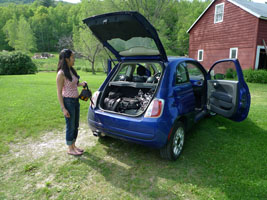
[58,69,79,98]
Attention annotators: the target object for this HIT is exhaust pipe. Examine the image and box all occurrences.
[93,130,101,137]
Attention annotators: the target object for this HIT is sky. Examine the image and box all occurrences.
[252,0,267,3]
[57,0,81,3]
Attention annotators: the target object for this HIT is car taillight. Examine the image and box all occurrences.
[91,91,100,109]
[144,99,164,118]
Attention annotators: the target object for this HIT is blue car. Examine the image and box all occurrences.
[83,11,250,160]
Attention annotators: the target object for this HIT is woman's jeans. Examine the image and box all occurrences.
[63,97,80,145]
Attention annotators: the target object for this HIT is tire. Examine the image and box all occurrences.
[160,121,185,161]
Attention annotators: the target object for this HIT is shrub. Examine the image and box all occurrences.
[226,68,234,78]
[81,67,104,73]
[82,67,90,72]
[243,69,267,84]
[0,51,37,75]
[225,68,238,80]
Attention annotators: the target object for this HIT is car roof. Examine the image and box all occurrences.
[167,57,196,63]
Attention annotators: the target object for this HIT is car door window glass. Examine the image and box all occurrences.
[187,63,204,81]
[210,61,237,81]
[176,63,189,84]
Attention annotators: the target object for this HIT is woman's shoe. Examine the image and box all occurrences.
[67,151,83,156]
[75,147,84,153]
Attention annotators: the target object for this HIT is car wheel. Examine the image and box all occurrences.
[160,121,185,161]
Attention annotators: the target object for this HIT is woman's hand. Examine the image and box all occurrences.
[62,108,70,118]
[81,81,87,87]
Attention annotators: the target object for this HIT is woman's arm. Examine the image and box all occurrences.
[56,72,70,118]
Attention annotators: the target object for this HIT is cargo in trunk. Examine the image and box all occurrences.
[99,62,163,116]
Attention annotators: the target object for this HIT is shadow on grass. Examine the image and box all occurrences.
[80,116,267,199]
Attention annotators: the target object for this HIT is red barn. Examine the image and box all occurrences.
[187,0,267,70]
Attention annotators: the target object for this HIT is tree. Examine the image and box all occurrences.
[49,3,75,51]
[0,6,16,50]
[73,24,103,74]
[3,15,18,49]
[107,0,172,24]
[176,0,210,56]
[57,35,73,51]
[15,16,37,52]
[105,0,177,54]
[36,0,55,7]
[31,6,52,51]
[0,0,210,57]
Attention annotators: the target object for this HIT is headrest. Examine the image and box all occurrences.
[137,65,146,76]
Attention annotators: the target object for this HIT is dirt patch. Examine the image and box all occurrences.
[7,123,97,160]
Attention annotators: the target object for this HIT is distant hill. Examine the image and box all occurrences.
[0,0,35,4]
[0,0,71,5]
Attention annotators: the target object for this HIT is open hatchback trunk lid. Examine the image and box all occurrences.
[83,11,167,62]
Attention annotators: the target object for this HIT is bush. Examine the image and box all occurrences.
[81,67,104,73]
[243,69,267,84]
[82,67,90,72]
[0,52,37,75]
[226,68,236,79]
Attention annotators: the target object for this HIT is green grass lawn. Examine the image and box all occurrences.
[32,53,105,72]
[0,71,106,154]
[0,72,267,199]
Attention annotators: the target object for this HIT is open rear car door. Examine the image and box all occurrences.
[207,59,250,122]
[83,11,167,62]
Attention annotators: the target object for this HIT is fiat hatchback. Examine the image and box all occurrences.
[83,11,250,160]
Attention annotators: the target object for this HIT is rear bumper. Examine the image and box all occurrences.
[87,108,170,148]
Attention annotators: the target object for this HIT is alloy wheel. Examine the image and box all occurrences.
[172,127,185,156]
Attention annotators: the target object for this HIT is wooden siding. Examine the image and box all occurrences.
[189,0,259,70]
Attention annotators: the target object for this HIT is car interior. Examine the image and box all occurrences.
[99,62,163,116]
[184,62,207,110]
[113,62,161,84]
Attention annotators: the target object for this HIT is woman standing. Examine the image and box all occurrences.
[56,49,87,156]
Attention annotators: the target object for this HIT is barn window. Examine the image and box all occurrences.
[230,48,238,59]
[198,50,204,61]
[214,3,224,23]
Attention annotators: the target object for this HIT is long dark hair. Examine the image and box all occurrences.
[57,49,79,82]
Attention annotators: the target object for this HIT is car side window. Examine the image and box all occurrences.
[210,61,238,81]
[113,64,133,81]
[118,65,128,75]
[187,62,204,80]
[176,63,189,84]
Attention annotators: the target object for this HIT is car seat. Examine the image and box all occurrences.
[132,65,148,82]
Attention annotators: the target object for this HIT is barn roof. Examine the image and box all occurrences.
[229,0,267,19]
[187,0,267,33]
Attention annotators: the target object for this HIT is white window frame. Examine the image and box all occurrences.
[214,3,224,23]
[229,48,238,59]
[198,49,204,61]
